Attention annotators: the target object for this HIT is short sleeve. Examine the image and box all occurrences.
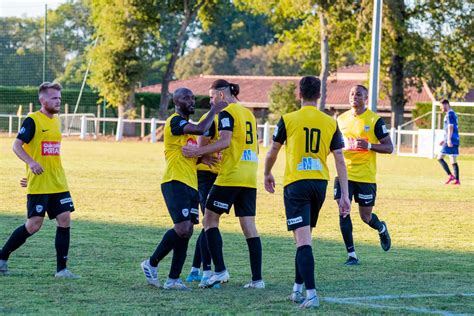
[17,117,35,144]
[374,117,389,140]
[273,117,287,144]
[170,115,189,136]
[330,124,344,151]
[218,111,234,132]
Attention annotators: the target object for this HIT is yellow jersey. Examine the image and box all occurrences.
[337,109,389,183]
[17,111,69,194]
[273,106,344,186]
[215,103,258,188]
[161,113,199,190]
[196,112,221,174]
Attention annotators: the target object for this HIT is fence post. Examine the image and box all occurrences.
[17,116,21,132]
[141,105,145,139]
[263,122,270,147]
[397,125,401,155]
[150,118,156,143]
[29,103,33,114]
[64,103,69,134]
[96,105,101,138]
[390,127,396,154]
[8,116,13,137]
[80,116,87,140]
[116,117,124,141]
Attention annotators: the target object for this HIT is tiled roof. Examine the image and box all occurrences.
[138,71,434,111]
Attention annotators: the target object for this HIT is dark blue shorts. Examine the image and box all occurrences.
[27,191,74,219]
[440,144,459,156]
[161,181,199,224]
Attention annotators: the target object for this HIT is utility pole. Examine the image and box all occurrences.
[43,4,47,83]
[368,0,383,112]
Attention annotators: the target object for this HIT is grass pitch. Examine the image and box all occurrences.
[0,137,473,314]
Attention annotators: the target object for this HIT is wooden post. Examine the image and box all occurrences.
[96,105,101,137]
[29,102,33,114]
[64,103,69,134]
[141,105,145,139]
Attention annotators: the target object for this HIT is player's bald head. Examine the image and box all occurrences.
[173,88,193,104]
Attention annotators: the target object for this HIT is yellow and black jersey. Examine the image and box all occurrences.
[273,106,344,187]
[196,112,221,174]
[162,113,199,190]
[337,109,389,183]
[17,111,69,194]
[215,103,258,188]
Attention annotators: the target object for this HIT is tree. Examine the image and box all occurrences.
[268,82,299,122]
[175,45,233,79]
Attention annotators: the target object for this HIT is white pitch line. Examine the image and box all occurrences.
[323,293,474,315]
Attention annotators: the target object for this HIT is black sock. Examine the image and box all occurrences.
[296,245,315,290]
[191,231,202,269]
[205,227,226,272]
[294,252,303,284]
[368,213,383,231]
[0,225,32,260]
[246,237,262,281]
[199,229,212,271]
[340,215,355,253]
[169,236,190,279]
[150,229,178,267]
[452,163,459,180]
[438,159,452,175]
[55,227,70,272]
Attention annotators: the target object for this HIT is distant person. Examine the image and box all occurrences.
[264,76,350,308]
[182,79,264,289]
[0,82,79,279]
[185,110,220,288]
[437,99,460,185]
[140,88,224,290]
[335,85,393,266]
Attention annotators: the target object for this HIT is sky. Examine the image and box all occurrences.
[0,0,67,17]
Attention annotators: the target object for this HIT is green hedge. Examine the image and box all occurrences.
[413,102,474,146]
[0,86,211,118]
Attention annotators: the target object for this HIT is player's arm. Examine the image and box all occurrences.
[197,123,219,166]
[357,118,393,154]
[12,118,43,175]
[184,131,231,157]
[331,125,350,217]
[264,118,286,193]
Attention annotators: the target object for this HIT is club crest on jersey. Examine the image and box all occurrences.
[41,141,60,156]
[364,125,370,132]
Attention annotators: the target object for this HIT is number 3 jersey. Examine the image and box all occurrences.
[337,109,389,183]
[215,103,258,188]
[16,111,69,194]
[273,106,344,187]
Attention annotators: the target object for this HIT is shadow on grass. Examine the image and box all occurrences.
[0,214,473,314]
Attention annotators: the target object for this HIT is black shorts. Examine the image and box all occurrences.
[161,181,199,224]
[284,179,328,231]
[197,171,218,214]
[27,191,75,220]
[205,185,256,217]
[334,177,377,207]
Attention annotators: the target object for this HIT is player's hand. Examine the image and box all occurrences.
[200,154,219,167]
[355,137,369,150]
[264,173,276,193]
[182,145,201,158]
[447,141,453,147]
[28,161,44,175]
[439,140,445,146]
[211,100,229,113]
[20,177,27,188]
[338,196,351,218]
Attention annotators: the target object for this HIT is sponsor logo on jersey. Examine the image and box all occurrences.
[287,216,303,226]
[382,124,388,134]
[190,208,199,215]
[344,137,369,152]
[60,197,72,205]
[213,201,229,209]
[41,141,60,156]
[221,118,230,128]
[358,193,373,200]
[241,149,258,162]
[36,205,43,213]
[182,208,189,217]
[187,138,197,146]
[297,157,322,171]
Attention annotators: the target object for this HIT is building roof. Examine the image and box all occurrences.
[138,68,434,111]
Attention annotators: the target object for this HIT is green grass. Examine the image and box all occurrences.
[0,137,473,314]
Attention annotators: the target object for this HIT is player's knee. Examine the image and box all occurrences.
[360,213,371,223]
[25,220,43,234]
[174,222,193,238]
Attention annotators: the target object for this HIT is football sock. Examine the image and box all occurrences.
[169,235,190,279]
[438,159,452,175]
[205,227,226,273]
[296,245,315,290]
[293,282,304,293]
[199,229,212,271]
[246,237,262,281]
[340,215,355,253]
[55,227,70,272]
[368,213,384,232]
[452,163,459,180]
[191,231,202,269]
[294,252,304,284]
[149,229,178,267]
[0,225,32,260]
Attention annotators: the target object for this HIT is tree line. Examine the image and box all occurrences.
[1,0,472,126]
